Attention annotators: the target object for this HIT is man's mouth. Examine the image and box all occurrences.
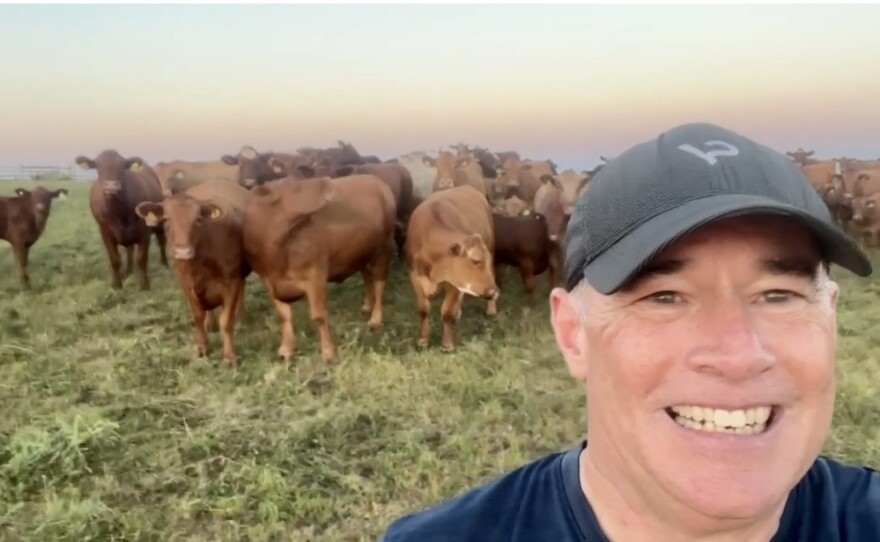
[665,405,777,435]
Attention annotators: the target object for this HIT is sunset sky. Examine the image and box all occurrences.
[1,3,879,171]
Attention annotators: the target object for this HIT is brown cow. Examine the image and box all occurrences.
[243,174,397,362]
[556,169,590,214]
[76,150,168,290]
[405,185,499,352]
[153,159,240,197]
[492,211,556,302]
[134,180,252,365]
[0,186,68,288]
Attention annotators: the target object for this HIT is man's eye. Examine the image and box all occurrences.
[647,291,679,304]
[762,290,799,303]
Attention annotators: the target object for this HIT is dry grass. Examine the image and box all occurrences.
[0,180,877,541]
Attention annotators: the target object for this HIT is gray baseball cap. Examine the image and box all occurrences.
[563,122,873,294]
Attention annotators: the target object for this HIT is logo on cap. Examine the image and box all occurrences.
[677,140,740,165]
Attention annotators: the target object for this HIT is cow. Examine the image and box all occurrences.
[243,174,397,362]
[556,169,590,214]
[0,186,68,288]
[134,179,251,365]
[423,151,488,196]
[491,211,557,302]
[153,159,240,197]
[495,157,555,204]
[221,146,282,188]
[405,185,499,352]
[849,186,880,248]
[265,152,328,179]
[395,151,438,198]
[296,140,364,170]
[332,162,416,255]
[76,150,168,290]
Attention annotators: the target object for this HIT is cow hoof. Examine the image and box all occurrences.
[441,343,455,353]
[367,319,383,330]
[223,356,238,367]
[197,346,208,357]
[277,346,293,362]
[417,338,429,349]
[321,350,336,363]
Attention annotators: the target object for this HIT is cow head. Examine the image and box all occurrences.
[14,186,68,218]
[850,193,880,228]
[433,233,498,301]
[221,146,280,188]
[430,151,472,190]
[266,152,322,180]
[134,196,225,260]
[76,150,144,196]
[537,175,569,243]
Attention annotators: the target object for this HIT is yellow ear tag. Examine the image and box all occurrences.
[210,208,223,219]
[144,212,158,226]
[130,162,142,172]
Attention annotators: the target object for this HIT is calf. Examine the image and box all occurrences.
[405,185,499,352]
[135,179,251,365]
[243,174,397,362]
[76,150,168,290]
[492,211,556,302]
[0,186,68,288]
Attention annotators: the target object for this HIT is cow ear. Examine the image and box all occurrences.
[135,202,164,226]
[125,157,144,172]
[202,204,225,220]
[75,156,96,169]
[54,189,68,201]
[449,241,464,256]
[221,154,239,166]
[539,174,557,186]
[422,156,436,167]
[14,188,29,197]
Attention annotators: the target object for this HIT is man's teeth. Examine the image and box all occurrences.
[669,405,772,434]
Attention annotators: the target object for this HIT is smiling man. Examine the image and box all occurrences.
[380,123,880,541]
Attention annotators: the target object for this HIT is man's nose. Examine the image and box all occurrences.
[686,302,776,381]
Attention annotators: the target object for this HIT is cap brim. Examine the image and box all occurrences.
[581,194,873,295]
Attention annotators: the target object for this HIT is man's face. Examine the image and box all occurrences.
[550,215,839,521]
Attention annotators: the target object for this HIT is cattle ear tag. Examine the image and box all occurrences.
[130,162,142,172]
[144,212,159,226]
[210,207,223,219]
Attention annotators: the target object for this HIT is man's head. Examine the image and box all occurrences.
[549,123,871,528]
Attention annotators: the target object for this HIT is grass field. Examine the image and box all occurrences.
[0,179,878,541]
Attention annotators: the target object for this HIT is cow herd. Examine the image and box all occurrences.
[2,141,872,367]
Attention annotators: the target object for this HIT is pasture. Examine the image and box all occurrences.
[0,179,878,541]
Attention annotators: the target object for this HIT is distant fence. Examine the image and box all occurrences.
[0,164,97,182]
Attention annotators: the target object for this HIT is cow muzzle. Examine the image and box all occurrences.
[482,287,499,301]
[173,246,195,260]
[102,180,122,194]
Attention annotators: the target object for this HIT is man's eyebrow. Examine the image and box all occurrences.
[619,259,689,292]
[759,256,822,288]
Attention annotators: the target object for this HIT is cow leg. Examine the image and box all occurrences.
[155,228,169,268]
[188,300,209,358]
[234,286,246,324]
[304,279,335,362]
[440,283,464,352]
[272,298,296,362]
[361,268,375,315]
[12,244,30,289]
[219,282,243,366]
[411,272,432,348]
[122,246,134,279]
[99,227,123,289]
[135,235,151,291]
[519,261,538,305]
[366,241,393,329]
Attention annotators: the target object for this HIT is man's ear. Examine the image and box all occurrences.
[549,287,590,383]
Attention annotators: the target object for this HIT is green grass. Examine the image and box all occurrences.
[0,180,878,541]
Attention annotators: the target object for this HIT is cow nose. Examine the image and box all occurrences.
[484,287,499,300]
[102,180,121,193]
[173,246,195,260]
[243,178,256,188]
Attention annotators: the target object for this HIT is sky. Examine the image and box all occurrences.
[1,3,879,171]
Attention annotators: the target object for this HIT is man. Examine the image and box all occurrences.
[380,122,880,541]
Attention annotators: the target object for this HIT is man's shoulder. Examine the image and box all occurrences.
[380,446,580,542]
[778,454,880,540]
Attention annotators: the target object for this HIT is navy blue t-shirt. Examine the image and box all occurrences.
[380,441,880,541]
